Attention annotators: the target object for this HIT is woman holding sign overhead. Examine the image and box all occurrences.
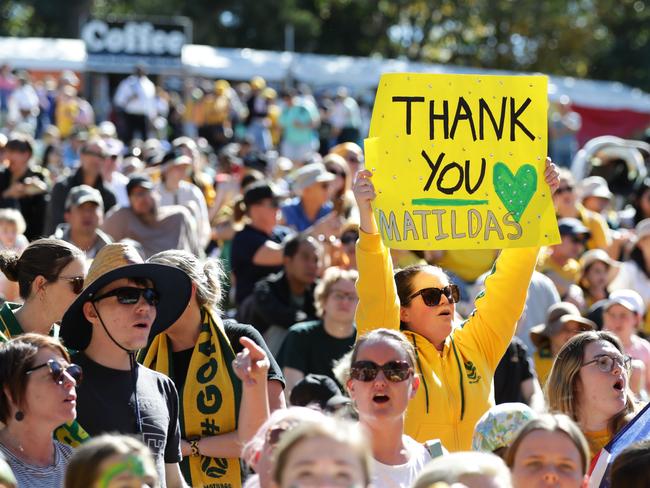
[352,158,559,452]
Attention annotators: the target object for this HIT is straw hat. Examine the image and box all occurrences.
[60,243,191,351]
[529,302,596,349]
[578,248,620,285]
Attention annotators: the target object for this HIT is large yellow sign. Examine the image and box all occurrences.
[365,73,560,250]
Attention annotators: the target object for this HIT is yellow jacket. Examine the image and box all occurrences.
[355,231,539,451]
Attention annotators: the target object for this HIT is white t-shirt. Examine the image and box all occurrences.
[372,435,432,488]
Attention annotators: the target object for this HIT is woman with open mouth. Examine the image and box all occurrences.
[0,333,81,488]
[546,330,637,459]
[342,328,445,488]
[352,158,560,451]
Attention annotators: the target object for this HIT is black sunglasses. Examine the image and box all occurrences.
[408,284,460,307]
[26,359,83,385]
[92,287,159,306]
[350,360,412,382]
[58,275,84,294]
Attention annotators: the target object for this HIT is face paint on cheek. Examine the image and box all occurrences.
[97,455,148,488]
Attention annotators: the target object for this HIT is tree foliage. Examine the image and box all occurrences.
[0,0,648,90]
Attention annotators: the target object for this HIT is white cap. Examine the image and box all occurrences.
[605,289,645,315]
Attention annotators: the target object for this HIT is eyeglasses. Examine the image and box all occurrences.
[92,287,159,306]
[582,353,632,373]
[556,185,574,195]
[330,291,358,302]
[408,284,460,307]
[58,275,84,294]
[25,359,83,385]
[350,360,413,382]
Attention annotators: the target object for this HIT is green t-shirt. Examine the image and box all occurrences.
[277,320,356,384]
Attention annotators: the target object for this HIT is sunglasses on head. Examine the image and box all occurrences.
[408,284,460,307]
[58,275,84,294]
[92,287,159,306]
[350,360,412,382]
[25,358,83,385]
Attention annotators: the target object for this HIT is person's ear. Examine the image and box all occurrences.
[346,378,355,396]
[31,275,47,297]
[82,301,98,323]
[399,305,410,323]
[409,375,420,399]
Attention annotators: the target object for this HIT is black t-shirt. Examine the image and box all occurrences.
[493,336,536,405]
[277,320,356,385]
[231,224,291,304]
[170,320,285,392]
[73,352,182,487]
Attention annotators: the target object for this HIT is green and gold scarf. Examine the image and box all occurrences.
[143,307,242,488]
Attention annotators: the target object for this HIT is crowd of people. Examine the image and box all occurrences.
[0,64,649,488]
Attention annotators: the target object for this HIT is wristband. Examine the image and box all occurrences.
[189,437,200,457]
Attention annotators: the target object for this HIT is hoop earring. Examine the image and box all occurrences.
[14,411,24,421]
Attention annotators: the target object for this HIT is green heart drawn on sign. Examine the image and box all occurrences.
[493,162,537,222]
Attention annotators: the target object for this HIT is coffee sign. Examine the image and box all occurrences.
[81,17,191,72]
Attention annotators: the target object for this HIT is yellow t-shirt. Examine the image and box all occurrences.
[583,428,611,460]
[533,349,554,388]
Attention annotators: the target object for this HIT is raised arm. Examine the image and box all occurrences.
[353,170,401,335]
[455,159,559,369]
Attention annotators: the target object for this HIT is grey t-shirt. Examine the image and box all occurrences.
[0,440,72,488]
[102,204,201,258]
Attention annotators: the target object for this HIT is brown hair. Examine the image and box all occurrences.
[546,331,635,452]
[394,264,448,328]
[610,438,650,487]
[504,413,589,475]
[313,266,358,317]
[271,418,371,486]
[0,333,70,423]
[65,434,158,488]
[0,238,83,299]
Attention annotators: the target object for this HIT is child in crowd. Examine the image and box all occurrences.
[505,414,589,488]
[0,209,28,302]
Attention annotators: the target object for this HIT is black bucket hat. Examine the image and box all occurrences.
[60,243,192,351]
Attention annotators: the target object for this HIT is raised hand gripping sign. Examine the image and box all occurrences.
[365,73,560,250]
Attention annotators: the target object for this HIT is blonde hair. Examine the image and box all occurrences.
[272,418,372,486]
[546,331,635,451]
[313,266,358,317]
[147,250,225,311]
[504,413,589,475]
[65,434,158,488]
[0,208,26,236]
[412,451,511,488]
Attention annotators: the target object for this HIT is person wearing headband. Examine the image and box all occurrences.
[59,242,192,487]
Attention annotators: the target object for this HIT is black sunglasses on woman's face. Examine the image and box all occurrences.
[408,284,460,307]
